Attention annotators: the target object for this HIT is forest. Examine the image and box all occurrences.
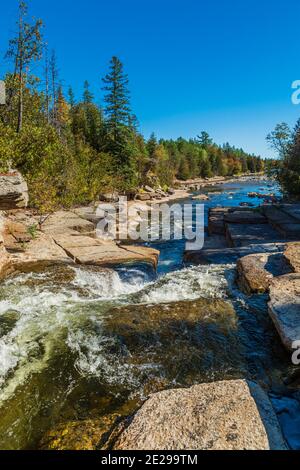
[267,121,300,198]
[0,1,269,212]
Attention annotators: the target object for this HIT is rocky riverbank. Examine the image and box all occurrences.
[176,172,265,191]
[185,204,300,355]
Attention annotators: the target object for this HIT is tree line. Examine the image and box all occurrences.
[267,121,300,198]
[0,1,267,212]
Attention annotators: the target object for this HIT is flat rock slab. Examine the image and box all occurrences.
[226,223,282,248]
[73,207,104,225]
[41,211,95,235]
[263,206,300,238]
[237,252,291,294]
[0,172,29,210]
[113,380,287,450]
[224,211,267,224]
[277,223,300,239]
[284,242,300,273]
[53,234,159,268]
[208,208,229,235]
[184,243,285,266]
[263,206,297,225]
[280,204,300,223]
[268,274,300,351]
[7,232,72,276]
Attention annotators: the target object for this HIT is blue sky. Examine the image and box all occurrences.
[1,0,300,157]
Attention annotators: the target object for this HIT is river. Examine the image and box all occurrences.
[0,177,300,450]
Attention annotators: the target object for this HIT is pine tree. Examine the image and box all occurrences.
[49,50,59,127]
[44,47,50,123]
[56,86,69,133]
[68,87,75,107]
[102,56,138,188]
[6,0,43,132]
[147,132,158,157]
[279,119,300,196]
[83,80,94,104]
[197,131,213,148]
[102,56,131,150]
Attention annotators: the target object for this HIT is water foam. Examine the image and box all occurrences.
[138,264,233,304]
[0,262,233,401]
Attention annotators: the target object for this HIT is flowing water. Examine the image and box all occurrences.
[0,178,299,450]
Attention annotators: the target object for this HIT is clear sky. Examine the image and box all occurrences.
[1,0,300,157]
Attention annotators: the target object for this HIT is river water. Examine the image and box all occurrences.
[0,178,299,450]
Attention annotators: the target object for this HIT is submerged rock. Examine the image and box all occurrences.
[40,415,119,451]
[113,379,287,450]
[0,172,29,210]
[102,298,243,385]
[268,274,300,351]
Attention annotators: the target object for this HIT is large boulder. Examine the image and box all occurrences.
[284,242,300,273]
[237,252,290,295]
[0,244,10,280]
[268,274,300,351]
[113,380,286,450]
[0,172,29,210]
[144,185,155,193]
[99,193,119,203]
[136,193,151,201]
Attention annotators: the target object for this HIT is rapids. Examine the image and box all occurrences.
[0,178,299,450]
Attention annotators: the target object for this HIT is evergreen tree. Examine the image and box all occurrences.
[197,131,213,148]
[68,87,75,107]
[56,86,69,133]
[6,0,43,132]
[278,119,300,196]
[83,80,93,104]
[147,132,158,156]
[102,56,132,151]
[102,56,138,188]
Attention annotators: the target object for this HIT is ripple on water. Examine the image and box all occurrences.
[0,210,296,449]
